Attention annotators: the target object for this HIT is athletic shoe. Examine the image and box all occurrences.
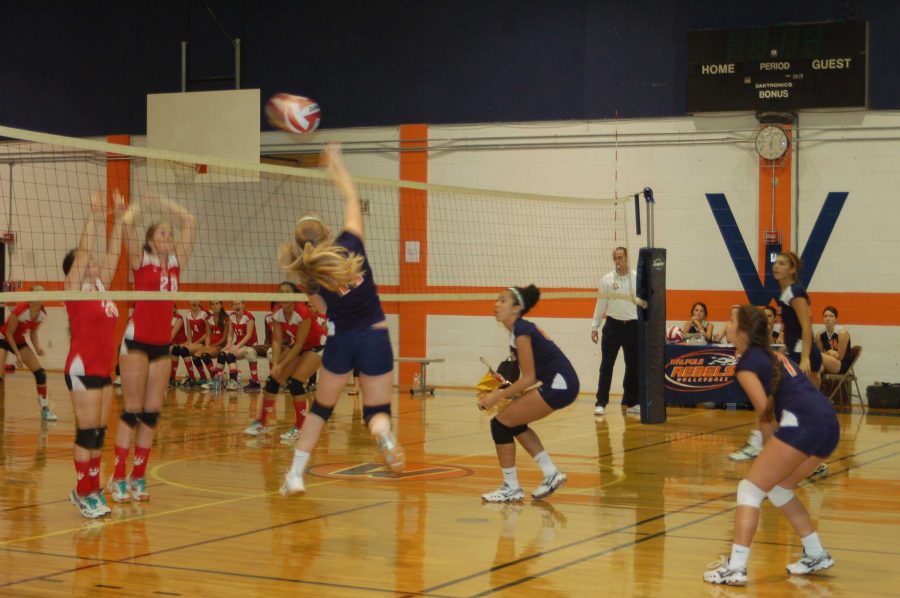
[168,378,178,388]
[703,556,748,585]
[107,477,131,503]
[729,442,761,462]
[91,491,112,516]
[481,483,525,503]
[280,426,300,443]
[808,463,829,480]
[197,378,209,388]
[130,477,149,501]
[594,405,606,416]
[243,420,270,436]
[243,380,261,392]
[625,404,641,415]
[41,406,58,422]
[69,489,104,519]
[786,551,834,575]
[113,376,122,387]
[376,431,406,473]
[226,379,240,391]
[532,470,567,499]
[279,470,306,496]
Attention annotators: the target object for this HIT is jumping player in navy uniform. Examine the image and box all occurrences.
[704,305,838,586]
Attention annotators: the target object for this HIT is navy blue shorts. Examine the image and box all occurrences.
[538,369,580,410]
[775,418,840,458]
[789,344,822,373]
[322,327,393,376]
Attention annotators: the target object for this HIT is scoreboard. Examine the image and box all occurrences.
[687,20,867,112]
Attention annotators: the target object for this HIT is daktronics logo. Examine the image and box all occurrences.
[665,349,738,392]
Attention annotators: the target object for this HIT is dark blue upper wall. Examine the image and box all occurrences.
[0,0,896,137]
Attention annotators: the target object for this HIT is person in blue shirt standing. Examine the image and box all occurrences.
[704,305,838,586]
[478,285,580,502]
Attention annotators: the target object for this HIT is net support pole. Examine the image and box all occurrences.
[637,187,667,424]
[181,41,188,92]
[234,38,241,89]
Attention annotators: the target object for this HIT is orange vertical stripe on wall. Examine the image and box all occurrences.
[758,124,792,280]
[107,135,130,373]
[397,124,429,386]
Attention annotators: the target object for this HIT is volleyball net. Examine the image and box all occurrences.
[0,124,643,307]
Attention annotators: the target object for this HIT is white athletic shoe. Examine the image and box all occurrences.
[106,477,131,503]
[226,379,240,391]
[279,426,300,443]
[481,483,525,503]
[41,406,58,422]
[376,432,406,473]
[703,556,748,585]
[532,470,567,499]
[279,470,306,496]
[808,463,829,480]
[92,491,112,516]
[243,420,270,436]
[786,551,834,575]
[69,489,104,519]
[594,405,606,416]
[729,442,761,461]
[625,404,641,415]
[113,376,122,387]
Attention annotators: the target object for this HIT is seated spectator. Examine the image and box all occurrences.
[762,305,783,345]
[683,302,714,342]
[817,305,852,375]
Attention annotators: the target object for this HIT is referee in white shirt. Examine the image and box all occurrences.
[590,247,639,416]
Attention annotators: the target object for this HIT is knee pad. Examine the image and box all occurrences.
[140,411,160,428]
[264,376,281,394]
[192,356,203,367]
[510,423,529,437]
[736,479,766,508]
[287,377,305,396]
[362,403,391,425]
[227,354,237,364]
[217,353,226,365]
[309,399,334,421]
[75,427,106,450]
[490,417,516,445]
[201,352,212,363]
[767,485,795,507]
[34,368,47,385]
[120,411,140,429]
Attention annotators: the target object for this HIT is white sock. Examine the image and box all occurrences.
[748,430,762,449]
[800,532,825,557]
[502,466,519,489]
[729,543,750,569]
[533,451,557,477]
[38,396,49,409]
[290,449,310,476]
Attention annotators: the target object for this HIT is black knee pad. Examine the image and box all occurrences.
[75,427,106,450]
[362,403,391,426]
[34,368,47,385]
[192,356,203,368]
[490,417,516,445]
[510,423,529,437]
[287,377,305,396]
[201,352,212,364]
[216,353,226,365]
[140,411,160,428]
[227,353,237,364]
[264,376,281,394]
[121,411,140,429]
[309,399,334,421]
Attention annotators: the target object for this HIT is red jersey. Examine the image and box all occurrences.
[274,307,303,347]
[207,313,226,346]
[130,251,179,345]
[65,280,119,377]
[229,310,257,345]
[171,313,188,344]
[0,302,46,345]
[262,312,275,345]
[187,309,210,343]
[312,310,328,349]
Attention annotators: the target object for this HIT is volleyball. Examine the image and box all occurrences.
[265,93,322,134]
[666,326,684,342]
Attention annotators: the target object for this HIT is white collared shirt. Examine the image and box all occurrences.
[591,269,637,329]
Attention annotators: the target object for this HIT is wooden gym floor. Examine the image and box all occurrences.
[1,374,898,597]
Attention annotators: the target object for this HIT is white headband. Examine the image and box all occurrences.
[297,215,323,225]
[508,287,524,307]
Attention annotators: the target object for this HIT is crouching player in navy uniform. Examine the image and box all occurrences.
[478,285,579,502]
[704,305,838,586]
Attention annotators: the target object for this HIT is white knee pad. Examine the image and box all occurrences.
[736,479,766,508]
[767,485,794,507]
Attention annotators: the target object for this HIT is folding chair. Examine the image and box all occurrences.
[822,345,864,411]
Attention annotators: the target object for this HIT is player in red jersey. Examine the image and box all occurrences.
[184,300,211,387]
[168,305,190,387]
[198,300,229,389]
[0,285,50,419]
[110,196,196,503]
[248,302,278,392]
[244,282,322,437]
[62,191,124,518]
[277,297,327,443]
[220,300,259,391]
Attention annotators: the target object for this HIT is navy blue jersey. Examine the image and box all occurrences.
[736,346,836,425]
[317,231,386,333]
[509,319,575,387]
[779,283,811,352]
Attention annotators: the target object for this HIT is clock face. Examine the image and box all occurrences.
[755,126,789,160]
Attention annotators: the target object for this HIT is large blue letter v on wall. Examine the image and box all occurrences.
[706,192,848,306]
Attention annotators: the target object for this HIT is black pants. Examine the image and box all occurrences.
[596,318,638,407]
